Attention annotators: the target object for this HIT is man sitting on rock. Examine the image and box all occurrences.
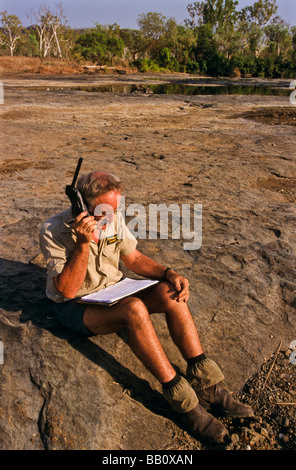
[39,170,254,444]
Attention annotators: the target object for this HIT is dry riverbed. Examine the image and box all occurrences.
[1,73,296,451]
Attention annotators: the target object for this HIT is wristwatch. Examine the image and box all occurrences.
[163,267,172,281]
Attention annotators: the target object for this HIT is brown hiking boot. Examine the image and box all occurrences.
[181,404,228,443]
[195,382,254,418]
[162,374,227,443]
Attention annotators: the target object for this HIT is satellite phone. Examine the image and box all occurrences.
[65,157,89,218]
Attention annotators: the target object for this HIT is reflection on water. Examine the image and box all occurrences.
[149,84,291,96]
[74,83,291,96]
[75,85,131,93]
[27,83,291,96]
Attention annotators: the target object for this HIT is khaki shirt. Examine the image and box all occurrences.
[39,207,137,303]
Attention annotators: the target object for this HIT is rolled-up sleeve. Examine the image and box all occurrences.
[39,227,67,279]
[116,212,138,256]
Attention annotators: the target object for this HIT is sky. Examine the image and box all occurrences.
[1,0,296,29]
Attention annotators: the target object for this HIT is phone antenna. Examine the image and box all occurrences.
[71,157,83,187]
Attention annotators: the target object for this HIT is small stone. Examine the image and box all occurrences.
[260,428,269,439]
[249,428,265,446]
[231,433,240,444]
[279,433,289,443]
[283,417,290,427]
[275,415,282,425]
[225,444,234,451]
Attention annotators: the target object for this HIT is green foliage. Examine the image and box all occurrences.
[119,28,147,60]
[132,58,162,73]
[186,59,200,74]
[73,25,124,64]
[16,29,40,57]
[1,1,296,78]
[186,0,239,31]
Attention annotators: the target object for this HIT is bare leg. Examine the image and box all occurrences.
[138,281,203,360]
[83,296,176,383]
[82,285,233,442]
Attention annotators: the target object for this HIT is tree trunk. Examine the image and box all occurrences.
[54,30,62,58]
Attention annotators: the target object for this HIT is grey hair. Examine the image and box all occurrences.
[77,171,122,209]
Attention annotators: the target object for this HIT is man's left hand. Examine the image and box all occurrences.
[166,270,190,303]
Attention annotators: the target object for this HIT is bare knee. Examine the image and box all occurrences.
[120,296,150,328]
[151,281,176,309]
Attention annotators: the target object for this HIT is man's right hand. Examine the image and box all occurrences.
[72,211,97,244]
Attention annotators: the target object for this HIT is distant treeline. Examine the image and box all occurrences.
[1,0,296,78]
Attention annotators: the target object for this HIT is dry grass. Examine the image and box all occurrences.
[0,56,138,76]
[0,56,84,75]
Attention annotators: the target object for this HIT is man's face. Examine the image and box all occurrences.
[91,190,121,233]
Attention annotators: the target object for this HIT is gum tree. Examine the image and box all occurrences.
[238,0,278,57]
[186,1,240,58]
[265,16,292,59]
[29,3,67,58]
[137,12,168,57]
[119,29,147,61]
[0,11,23,56]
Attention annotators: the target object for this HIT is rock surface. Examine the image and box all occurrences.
[1,73,296,450]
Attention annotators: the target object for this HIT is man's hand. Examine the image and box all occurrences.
[121,249,190,303]
[166,269,190,303]
[72,212,97,244]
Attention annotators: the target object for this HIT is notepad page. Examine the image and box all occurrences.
[80,278,159,303]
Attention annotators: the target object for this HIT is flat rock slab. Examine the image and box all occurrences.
[1,76,296,449]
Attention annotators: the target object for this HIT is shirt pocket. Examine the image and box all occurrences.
[102,239,120,257]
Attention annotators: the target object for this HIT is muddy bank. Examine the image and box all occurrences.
[1,75,296,450]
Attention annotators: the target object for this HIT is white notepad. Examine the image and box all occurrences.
[78,277,159,305]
